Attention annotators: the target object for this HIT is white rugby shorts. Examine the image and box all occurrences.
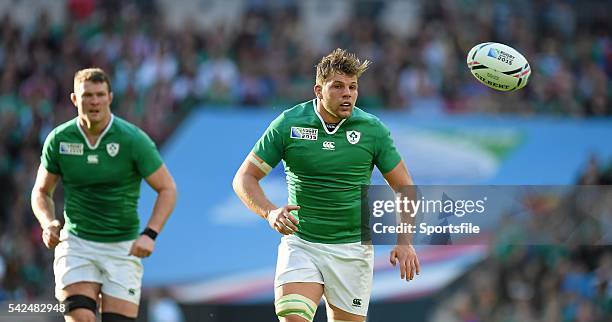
[275,234,374,316]
[54,229,143,304]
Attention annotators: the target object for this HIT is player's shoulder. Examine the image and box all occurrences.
[50,118,78,136]
[350,106,386,129]
[111,115,147,136]
[111,115,136,131]
[278,99,315,119]
[270,99,316,128]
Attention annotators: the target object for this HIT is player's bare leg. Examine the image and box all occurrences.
[60,282,101,322]
[326,302,365,322]
[275,282,323,322]
[101,293,139,320]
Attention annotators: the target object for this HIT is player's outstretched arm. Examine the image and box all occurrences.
[31,164,62,249]
[233,153,299,235]
[130,164,177,258]
[382,161,421,282]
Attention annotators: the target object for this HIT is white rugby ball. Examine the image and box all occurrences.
[467,42,531,91]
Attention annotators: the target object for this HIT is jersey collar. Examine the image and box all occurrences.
[312,98,347,135]
[77,114,115,150]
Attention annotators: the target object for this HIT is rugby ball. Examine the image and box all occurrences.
[467,42,531,91]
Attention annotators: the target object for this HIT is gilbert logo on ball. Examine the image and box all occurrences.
[467,42,530,91]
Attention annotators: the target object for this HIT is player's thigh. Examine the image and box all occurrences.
[275,282,324,302]
[326,302,365,322]
[319,242,373,318]
[61,282,101,322]
[97,239,143,306]
[101,293,139,318]
[275,282,323,322]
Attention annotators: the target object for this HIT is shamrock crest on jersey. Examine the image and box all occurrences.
[106,143,120,157]
[346,130,361,144]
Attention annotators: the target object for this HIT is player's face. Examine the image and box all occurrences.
[72,81,113,125]
[317,72,358,120]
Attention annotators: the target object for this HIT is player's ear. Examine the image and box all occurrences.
[109,91,113,104]
[314,84,323,99]
[70,92,77,107]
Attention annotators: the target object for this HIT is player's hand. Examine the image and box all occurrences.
[267,205,300,235]
[390,244,420,282]
[42,219,62,249]
[129,234,155,258]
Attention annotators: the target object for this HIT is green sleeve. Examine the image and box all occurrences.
[374,121,402,174]
[41,129,61,174]
[252,113,285,168]
[132,128,163,178]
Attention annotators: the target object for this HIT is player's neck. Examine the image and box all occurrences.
[78,114,111,137]
[316,101,341,124]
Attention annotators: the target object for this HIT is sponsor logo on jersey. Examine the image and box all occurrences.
[290,127,318,140]
[106,142,120,157]
[322,141,335,151]
[352,298,362,307]
[59,142,84,155]
[346,130,361,144]
[87,154,99,164]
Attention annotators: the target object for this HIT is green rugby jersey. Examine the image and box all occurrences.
[253,99,402,243]
[41,115,163,242]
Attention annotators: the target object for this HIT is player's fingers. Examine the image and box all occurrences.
[389,250,397,266]
[275,222,291,235]
[408,259,415,280]
[400,258,407,280]
[43,237,53,249]
[285,205,300,211]
[49,236,60,247]
[287,214,299,226]
[49,230,60,239]
[281,216,298,232]
[415,256,421,275]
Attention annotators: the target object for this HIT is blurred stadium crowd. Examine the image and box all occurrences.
[431,245,611,322]
[431,176,612,321]
[0,0,610,320]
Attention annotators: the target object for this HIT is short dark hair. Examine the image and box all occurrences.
[316,48,371,85]
[74,68,112,93]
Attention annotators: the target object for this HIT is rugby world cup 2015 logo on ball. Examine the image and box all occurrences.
[467,42,531,91]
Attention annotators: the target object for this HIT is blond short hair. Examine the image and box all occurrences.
[73,68,112,93]
[315,48,371,85]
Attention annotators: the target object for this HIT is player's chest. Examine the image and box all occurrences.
[57,138,132,183]
[284,127,374,173]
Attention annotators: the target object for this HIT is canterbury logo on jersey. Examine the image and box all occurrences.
[322,141,335,150]
[87,154,99,164]
[59,142,84,155]
[290,127,318,140]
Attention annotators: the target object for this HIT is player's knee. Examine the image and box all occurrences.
[275,294,317,322]
[63,294,97,319]
[101,312,136,322]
